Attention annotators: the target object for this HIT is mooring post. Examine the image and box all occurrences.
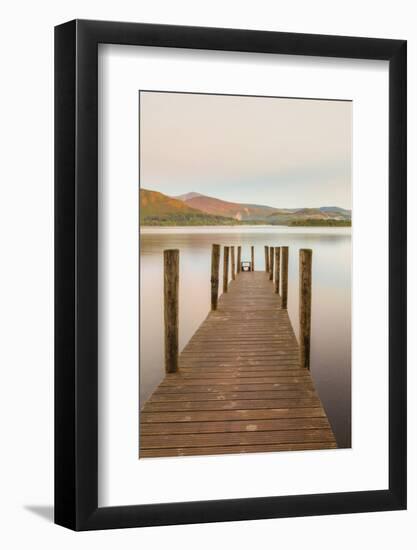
[210,244,220,311]
[299,249,312,369]
[264,245,269,272]
[223,246,229,293]
[231,246,236,280]
[274,247,281,294]
[237,246,242,273]
[269,247,274,281]
[251,246,255,271]
[164,249,179,373]
[281,246,289,308]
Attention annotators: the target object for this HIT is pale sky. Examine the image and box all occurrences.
[140,91,352,209]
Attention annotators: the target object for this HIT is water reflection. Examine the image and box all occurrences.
[140,226,351,448]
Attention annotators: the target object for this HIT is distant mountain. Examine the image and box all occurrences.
[175,192,351,225]
[267,206,351,225]
[318,206,351,219]
[174,192,277,221]
[140,189,248,226]
[141,188,351,226]
[319,206,351,215]
[174,192,205,201]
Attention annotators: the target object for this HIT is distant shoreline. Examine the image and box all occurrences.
[140,224,352,232]
[140,220,352,228]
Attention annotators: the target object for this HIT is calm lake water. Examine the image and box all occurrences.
[140,226,351,448]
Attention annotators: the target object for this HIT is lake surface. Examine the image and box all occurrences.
[140,226,351,448]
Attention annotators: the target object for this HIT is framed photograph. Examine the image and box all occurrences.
[55,20,406,530]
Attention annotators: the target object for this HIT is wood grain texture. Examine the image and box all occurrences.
[231,246,236,280]
[140,441,338,457]
[210,244,220,311]
[237,246,241,273]
[223,246,229,293]
[269,246,274,281]
[264,245,269,272]
[281,246,289,309]
[163,249,179,373]
[140,271,336,457]
[275,246,281,294]
[299,249,312,369]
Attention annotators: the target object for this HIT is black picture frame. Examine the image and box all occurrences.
[55,19,407,531]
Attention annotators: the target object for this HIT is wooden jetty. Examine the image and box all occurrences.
[140,246,337,458]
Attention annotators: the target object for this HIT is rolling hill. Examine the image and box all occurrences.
[140,188,351,226]
[174,192,278,221]
[174,192,351,225]
[140,189,246,226]
[266,206,351,225]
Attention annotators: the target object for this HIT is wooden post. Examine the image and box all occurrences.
[274,247,281,294]
[281,246,289,309]
[210,244,220,311]
[223,246,229,293]
[299,249,312,369]
[269,247,274,281]
[251,246,255,271]
[264,245,269,272]
[164,249,179,373]
[237,246,242,273]
[231,246,236,280]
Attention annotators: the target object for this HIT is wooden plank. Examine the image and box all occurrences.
[140,429,336,449]
[185,338,295,344]
[140,441,337,457]
[182,347,299,352]
[173,368,308,376]
[160,376,312,386]
[156,382,315,393]
[180,356,297,362]
[180,355,300,361]
[164,373,310,383]
[178,363,302,369]
[141,417,331,435]
[143,398,321,412]
[182,347,298,353]
[183,338,297,344]
[180,358,300,364]
[179,363,302,370]
[178,366,307,373]
[162,369,308,382]
[140,407,327,423]
[150,390,317,402]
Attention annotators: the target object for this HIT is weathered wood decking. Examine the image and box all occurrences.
[140,271,337,458]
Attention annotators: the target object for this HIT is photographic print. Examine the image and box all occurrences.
[139,91,352,459]
[55,21,406,529]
